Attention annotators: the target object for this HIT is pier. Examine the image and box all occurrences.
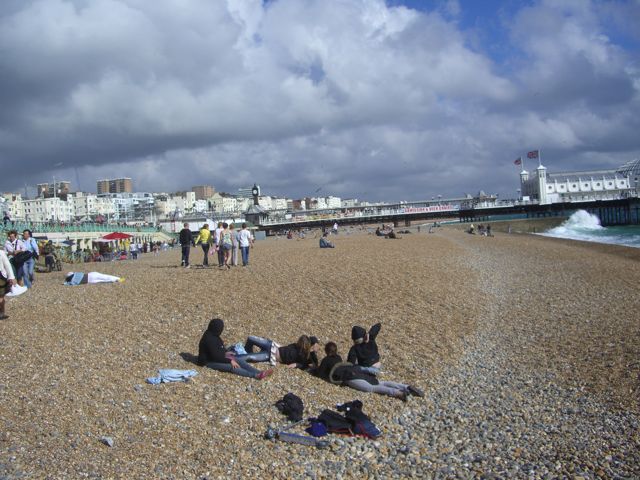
[252,197,640,233]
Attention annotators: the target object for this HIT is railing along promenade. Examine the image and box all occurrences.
[0,221,167,245]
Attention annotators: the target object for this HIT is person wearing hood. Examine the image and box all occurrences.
[347,323,382,374]
[315,342,423,401]
[197,318,273,380]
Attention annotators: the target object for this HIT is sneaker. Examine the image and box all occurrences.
[0,314,8,320]
[395,391,408,402]
[407,385,424,398]
[185,265,190,269]
[257,369,274,380]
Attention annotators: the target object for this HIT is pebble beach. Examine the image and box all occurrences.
[1,227,639,479]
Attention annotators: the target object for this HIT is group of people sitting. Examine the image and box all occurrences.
[375,225,398,239]
[467,223,492,236]
[197,319,423,401]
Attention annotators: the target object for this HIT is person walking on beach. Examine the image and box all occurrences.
[219,223,233,269]
[194,224,212,267]
[179,222,194,268]
[237,223,253,266]
[20,230,39,289]
[4,230,24,285]
[230,224,239,266]
[0,248,17,320]
[214,222,224,268]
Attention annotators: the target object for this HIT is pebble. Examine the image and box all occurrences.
[1,230,638,478]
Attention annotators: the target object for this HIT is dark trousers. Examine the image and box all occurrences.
[200,243,209,266]
[181,245,191,266]
[217,245,224,267]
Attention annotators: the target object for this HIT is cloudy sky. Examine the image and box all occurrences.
[1,0,639,202]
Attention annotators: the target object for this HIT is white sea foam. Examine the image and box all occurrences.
[539,210,640,248]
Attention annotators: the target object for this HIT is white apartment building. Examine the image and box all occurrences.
[210,193,238,213]
[341,198,359,208]
[325,196,342,209]
[2,193,24,220]
[193,199,208,213]
[271,197,288,210]
[71,192,116,220]
[23,197,75,223]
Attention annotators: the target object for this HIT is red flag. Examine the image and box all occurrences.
[514,158,522,166]
[527,150,539,159]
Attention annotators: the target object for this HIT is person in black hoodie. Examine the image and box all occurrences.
[347,323,382,374]
[179,223,194,268]
[198,318,273,380]
[235,334,320,369]
[315,342,423,401]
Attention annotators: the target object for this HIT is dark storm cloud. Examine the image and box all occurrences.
[0,0,638,202]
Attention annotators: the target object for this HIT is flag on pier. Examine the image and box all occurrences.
[527,150,539,159]
[514,157,522,166]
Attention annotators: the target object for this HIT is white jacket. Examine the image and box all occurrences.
[0,250,16,280]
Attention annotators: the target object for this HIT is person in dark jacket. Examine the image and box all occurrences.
[315,342,423,401]
[197,318,273,380]
[236,334,320,369]
[178,223,194,268]
[347,323,382,374]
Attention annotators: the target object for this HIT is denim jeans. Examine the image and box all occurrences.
[21,258,35,288]
[181,245,191,266]
[235,335,272,363]
[240,246,250,266]
[200,243,209,266]
[206,357,261,378]
[217,246,224,267]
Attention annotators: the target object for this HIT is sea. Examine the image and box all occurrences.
[539,210,640,248]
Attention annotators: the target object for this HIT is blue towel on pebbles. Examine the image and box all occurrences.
[146,369,198,385]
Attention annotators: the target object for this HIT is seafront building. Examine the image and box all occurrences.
[97,178,133,194]
[519,159,639,204]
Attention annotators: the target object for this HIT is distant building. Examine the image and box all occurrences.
[23,197,75,223]
[519,160,635,204]
[37,181,71,198]
[97,178,133,194]
[193,185,215,200]
[237,186,254,198]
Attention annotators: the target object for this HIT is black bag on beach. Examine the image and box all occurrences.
[10,251,33,270]
[275,393,304,422]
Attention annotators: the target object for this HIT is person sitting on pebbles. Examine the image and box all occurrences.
[197,318,273,380]
[348,323,382,374]
[315,342,423,402]
[235,334,320,370]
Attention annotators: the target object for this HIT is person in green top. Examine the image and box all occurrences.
[194,224,212,267]
[219,222,233,269]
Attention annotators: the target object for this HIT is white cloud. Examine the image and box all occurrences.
[0,0,638,202]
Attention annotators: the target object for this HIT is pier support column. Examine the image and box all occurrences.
[405,219,411,227]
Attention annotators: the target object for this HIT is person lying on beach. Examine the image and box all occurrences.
[63,272,124,285]
[315,342,423,401]
[235,334,320,369]
[197,318,273,380]
[348,323,382,374]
